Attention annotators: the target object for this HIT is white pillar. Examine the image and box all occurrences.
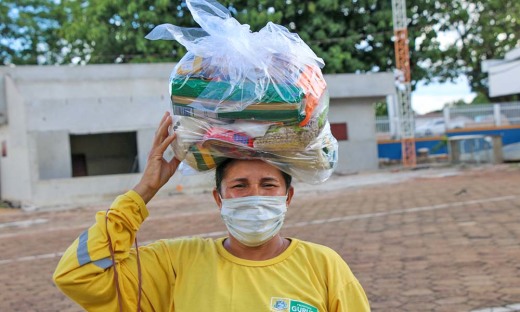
[493,104,501,126]
[386,94,399,138]
[443,107,451,131]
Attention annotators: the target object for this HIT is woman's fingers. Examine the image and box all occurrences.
[133,112,180,203]
[149,113,178,163]
[153,112,172,147]
[156,113,176,154]
[159,132,177,152]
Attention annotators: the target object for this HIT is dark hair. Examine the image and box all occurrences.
[215,158,292,195]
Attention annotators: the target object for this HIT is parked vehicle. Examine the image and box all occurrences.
[473,114,510,126]
[415,117,469,137]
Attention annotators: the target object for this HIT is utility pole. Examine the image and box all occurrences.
[391,0,416,167]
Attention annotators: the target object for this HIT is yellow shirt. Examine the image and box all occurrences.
[54,191,370,311]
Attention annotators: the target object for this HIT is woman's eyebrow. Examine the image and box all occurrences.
[228,178,249,183]
[260,177,280,183]
[227,177,280,183]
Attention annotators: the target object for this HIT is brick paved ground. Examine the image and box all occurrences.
[0,164,519,311]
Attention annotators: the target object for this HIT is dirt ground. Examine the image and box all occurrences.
[1,164,519,311]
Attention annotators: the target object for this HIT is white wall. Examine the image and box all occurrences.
[326,72,395,98]
[0,74,8,125]
[1,76,33,202]
[326,73,394,173]
[329,98,380,174]
[0,64,178,207]
[484,47,520,98]
[1,63,173,96]
[488,59,520,97]
[34,131,71,180]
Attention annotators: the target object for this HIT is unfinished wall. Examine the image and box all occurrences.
[326,73,394,174]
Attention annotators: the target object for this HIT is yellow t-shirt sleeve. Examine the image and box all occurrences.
[330,279,371,311]
[53,190,174,311]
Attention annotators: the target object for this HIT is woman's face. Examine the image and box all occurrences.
[213,159,294,207]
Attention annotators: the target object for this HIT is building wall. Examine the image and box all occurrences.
[488,59,520,97]
[326,73,394,174]
[1,75,33,202]
[0,65,394,209]
[329,98,380,173]
[486,48,520,97]
[35,131,71,180]
[0,64,180,207]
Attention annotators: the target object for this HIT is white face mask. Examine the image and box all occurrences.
[220,195,288,247]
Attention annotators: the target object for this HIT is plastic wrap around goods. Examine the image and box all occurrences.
[146,0,338,183]
[171,113,338,184]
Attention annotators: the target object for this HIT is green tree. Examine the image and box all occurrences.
[0,0,66,64]
[413,0,520,101]
[470,92,490,105]
[57,0,201,64]
[1,0,519,101]
[375,101,389,116]
[443,98,467,108]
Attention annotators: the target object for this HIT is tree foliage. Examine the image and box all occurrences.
[411,0,520,98]
[1,0,519,100]
[375,101,389,116]
[0,1,66,64]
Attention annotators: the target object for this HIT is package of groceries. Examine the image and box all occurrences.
[146,0,338,183]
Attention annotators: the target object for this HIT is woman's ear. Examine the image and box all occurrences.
[212,188,223,210]
[286,186,294,207]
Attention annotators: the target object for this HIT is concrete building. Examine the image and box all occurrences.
[326,73,395,173]
[0,64,394,209]
[482,47,520,97]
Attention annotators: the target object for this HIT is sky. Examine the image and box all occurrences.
[411,76,477,115]
[410,29,478,116]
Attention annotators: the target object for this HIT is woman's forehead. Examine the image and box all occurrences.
[224,159,283,180]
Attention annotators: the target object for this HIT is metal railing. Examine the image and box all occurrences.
[376,116,391,134]
[376,101,520,137]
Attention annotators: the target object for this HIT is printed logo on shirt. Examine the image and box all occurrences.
[270,297,318,312]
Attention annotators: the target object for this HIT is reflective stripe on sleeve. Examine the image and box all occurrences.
[77,230,92,266]
[93,257,114,269]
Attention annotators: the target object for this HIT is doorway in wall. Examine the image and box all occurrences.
[69,132,138,177]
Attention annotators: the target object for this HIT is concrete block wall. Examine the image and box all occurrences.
[329,99,380,174]
[0,64,181,208]
[326,73,394,174]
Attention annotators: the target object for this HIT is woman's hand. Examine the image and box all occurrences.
[133,112,180,204]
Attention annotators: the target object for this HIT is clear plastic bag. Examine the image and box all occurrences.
[147,0,338,183]
[171,116,337,183]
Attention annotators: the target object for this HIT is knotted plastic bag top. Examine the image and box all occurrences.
[145,0,325,112]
